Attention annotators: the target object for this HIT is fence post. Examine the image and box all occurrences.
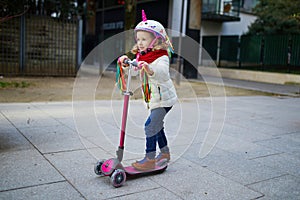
[217,35,221,67]
[238,35,241,68]
[260,36,264,71]
[76,18,83,72]
[20,14,25,74]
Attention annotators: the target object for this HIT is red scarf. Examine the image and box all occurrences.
[136,49,168,63]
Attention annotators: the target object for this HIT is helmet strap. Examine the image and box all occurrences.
[140,37,158,55]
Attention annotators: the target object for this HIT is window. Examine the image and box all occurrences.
[240,0,258,13]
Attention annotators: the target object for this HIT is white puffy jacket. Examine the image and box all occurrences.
[146,55,177,110]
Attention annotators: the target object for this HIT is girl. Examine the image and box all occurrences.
[118,10,177,171]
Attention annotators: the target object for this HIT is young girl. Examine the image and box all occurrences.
[118,10,177,171]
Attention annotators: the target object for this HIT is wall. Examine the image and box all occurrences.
[201,21,222,36]
[221,12,257,35]
[201,12,257,36]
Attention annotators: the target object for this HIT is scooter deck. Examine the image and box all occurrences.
[124,162,168,179]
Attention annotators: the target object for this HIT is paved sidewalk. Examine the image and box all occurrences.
[1,76,300,199]
[1,94,300,200]
[198,76,300,97]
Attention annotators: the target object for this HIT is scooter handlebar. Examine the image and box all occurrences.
[123,59,138,67]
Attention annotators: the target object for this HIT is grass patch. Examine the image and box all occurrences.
[284,82,300,86]
[0,81,31,88]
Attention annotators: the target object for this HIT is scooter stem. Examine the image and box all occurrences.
[119,94,130,149]
[117,62,133,162]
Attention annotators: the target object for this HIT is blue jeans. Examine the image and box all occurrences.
[144,107,172,159]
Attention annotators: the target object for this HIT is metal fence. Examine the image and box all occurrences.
[0,14,80,76]
[202,36,218,61]
[202,34,300,74]
[220,35,239,63]
[240,35,262,66]
[2,15,300,76]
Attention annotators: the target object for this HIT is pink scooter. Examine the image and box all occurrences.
[94,59,168,188]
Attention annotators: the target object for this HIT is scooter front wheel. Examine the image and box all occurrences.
[111,169,126,188]
[94,160,105,176]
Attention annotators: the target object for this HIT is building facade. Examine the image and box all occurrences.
[85,0,259,78]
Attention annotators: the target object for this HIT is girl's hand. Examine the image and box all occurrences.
[138,61,154,76]
[118,55,129,67]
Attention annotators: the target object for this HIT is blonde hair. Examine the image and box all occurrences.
[131,31,169,54]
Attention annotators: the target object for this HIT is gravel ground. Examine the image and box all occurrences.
[0,72,271,103]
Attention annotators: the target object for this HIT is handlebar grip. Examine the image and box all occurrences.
[123,59,130,65]
[131,61,138,67]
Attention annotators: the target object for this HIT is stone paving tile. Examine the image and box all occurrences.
[223,96,300,135]
[32,102,74,118]
[182,145,286,186]
[44,149,99,180]
[256,117,300,135]
[247,174,300,199]
[0,149,65,192]
[85,133,146,162]
[0,181,84,200]
[254,135,300,155]
[228,118,290,136]
[224,99,274,121]
[220,123,276,143]
[252,152,300,178]
[150,157,263,200]
[281,131,300,141]
[0,103,61,129]
[0,112,9,125]
[32,103,78,131]
[0,126,32,152]
[18,125,95,154]
[45,149,167,200]
[213,134,282,160]
[109,187,182,200]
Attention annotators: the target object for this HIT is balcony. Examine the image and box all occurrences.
[202,0,241,22]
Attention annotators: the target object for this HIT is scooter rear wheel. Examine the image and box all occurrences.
[111,169,126,188]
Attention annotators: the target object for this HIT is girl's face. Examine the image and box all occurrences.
[136,31,154,52]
